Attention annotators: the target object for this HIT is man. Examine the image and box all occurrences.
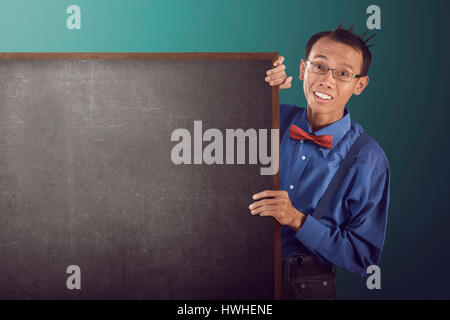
[248,24,390,299]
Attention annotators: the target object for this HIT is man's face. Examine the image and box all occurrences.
[299,37,369,118]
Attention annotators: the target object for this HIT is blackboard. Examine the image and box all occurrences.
[0,53,280,299]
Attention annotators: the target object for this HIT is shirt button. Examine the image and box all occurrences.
[289,185,294,190]
[300,140,304,143]
[301,155,306,160]
[323,281,328,286]
[300,283,306,289]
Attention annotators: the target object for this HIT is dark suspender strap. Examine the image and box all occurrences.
[311,131,371,221]
[280,107,301,139]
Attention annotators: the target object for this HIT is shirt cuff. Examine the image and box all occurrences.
[295,214,327,253]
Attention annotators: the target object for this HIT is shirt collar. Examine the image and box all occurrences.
[294,106,352,157]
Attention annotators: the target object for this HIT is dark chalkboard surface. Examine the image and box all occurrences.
[0,53,280,299]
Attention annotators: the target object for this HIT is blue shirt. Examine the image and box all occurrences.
[280,104,390,276]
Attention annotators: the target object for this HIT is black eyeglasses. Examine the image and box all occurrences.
[305,58,362,82]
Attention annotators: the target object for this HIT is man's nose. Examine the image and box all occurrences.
[318,69,335,88]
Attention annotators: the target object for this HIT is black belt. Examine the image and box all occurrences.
[282,255,334,281]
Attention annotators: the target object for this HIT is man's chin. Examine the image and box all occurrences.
[307,102,334,114]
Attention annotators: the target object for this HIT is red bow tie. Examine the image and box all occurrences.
[289,124,333,149]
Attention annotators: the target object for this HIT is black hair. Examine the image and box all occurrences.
[304,22,376,76]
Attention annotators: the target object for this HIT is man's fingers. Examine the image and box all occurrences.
[273,56,285,67]
[269,77,288,86]
[249,198,281,210]
[252,190,281,200]
[267,64,286,75]
[265,72,287,83]
[268,72,287,81]
[266,73,286,85]
[260,210,277,217]
[250,205,281,216]
[266,56,288,87]
[279,76,293,89]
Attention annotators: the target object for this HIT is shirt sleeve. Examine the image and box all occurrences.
[294,148,391,276]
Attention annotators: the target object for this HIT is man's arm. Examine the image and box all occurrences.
[295,160,390,276]
[250,155,390,276]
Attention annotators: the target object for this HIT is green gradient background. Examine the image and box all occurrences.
[1,0,449,299]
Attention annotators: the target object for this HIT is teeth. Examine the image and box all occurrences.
[314,91,332,100]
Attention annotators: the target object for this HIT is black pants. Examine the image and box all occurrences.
[282,255,338,300]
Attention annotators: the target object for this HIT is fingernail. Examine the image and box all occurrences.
[248,204,253,209]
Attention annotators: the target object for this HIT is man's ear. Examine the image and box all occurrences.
[299,59,306,81]
[353,76,369,95]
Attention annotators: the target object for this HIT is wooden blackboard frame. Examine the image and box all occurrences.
[0,52,281,299]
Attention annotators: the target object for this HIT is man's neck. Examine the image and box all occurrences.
[306,105,345,132]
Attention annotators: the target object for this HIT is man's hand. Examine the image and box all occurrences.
[249,190,306,232]
[265,56,292,89]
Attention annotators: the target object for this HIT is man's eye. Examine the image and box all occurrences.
[339,71,350,77]
[315,64,324,70]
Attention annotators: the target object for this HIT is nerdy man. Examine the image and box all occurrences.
[249,24,390,300]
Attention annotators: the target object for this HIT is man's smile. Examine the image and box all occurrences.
[313,90,334,102]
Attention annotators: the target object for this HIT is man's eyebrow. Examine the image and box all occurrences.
[312,54,328,60]
[312,54,354,71]
[340,62,354,71]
